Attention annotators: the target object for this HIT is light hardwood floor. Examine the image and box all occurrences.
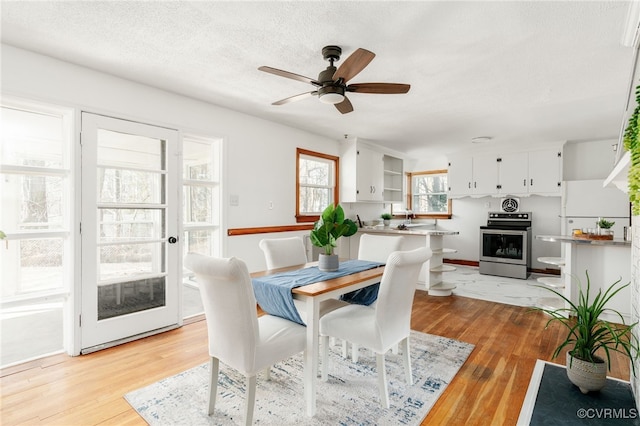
[0,293,631,425]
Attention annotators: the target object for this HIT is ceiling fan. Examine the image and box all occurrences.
[258,45,410,114]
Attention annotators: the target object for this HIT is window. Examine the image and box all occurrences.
[0,99,74,300]
[296,148,339,222]
[182,134,221,319]
[407,169,452,218]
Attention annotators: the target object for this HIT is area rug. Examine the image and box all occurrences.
[124,331,474,425]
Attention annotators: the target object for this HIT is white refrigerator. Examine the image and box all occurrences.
[561,179,631,237]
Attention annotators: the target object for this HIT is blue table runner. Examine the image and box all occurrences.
[252,259,383,325]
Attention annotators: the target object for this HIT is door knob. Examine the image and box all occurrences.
[168,236,178,244]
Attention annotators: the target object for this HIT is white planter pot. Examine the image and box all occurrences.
[566,352,607,394]
[318,253,339,272]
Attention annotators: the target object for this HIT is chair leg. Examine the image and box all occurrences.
[400,337,413,385]
[341,339,348,358]
[321,335,330,381]
[376,353,390,408]
[265,367,271,381]
[244,375,256,426]
[351,343,360,362]
[392,343,399,354]
[208,357,219,415]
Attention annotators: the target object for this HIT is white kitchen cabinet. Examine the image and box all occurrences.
[448,153,498,197]
[383,154,404,202]
[447,156,473,196]
[528,149,562,194]
[340,139,384,202]
[498,149,562,196]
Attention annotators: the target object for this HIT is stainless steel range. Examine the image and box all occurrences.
[479,212,532,279]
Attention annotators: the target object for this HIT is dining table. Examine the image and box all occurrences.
[250,261,385,417]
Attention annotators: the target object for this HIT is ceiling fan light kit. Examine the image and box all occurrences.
[259,45,410,114]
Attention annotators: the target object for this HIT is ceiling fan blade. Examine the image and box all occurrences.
[347,83,411,94]
[333,48,375,83]
[272,91,317,105]
[334,96,354,114]
[258,66,319,86]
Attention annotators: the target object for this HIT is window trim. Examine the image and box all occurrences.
[406,169,452,219]
[295,148,339,223]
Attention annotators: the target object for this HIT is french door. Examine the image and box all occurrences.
[80,113,179,351]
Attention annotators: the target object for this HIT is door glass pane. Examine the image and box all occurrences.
[96,129,167,320]
[99,242,165,280]
[98,277,166,320]
[97,130,163,170]
[98,168,163,204]
[99,208,163,242]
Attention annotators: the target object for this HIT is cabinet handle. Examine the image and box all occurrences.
[474,182,476,188]
[523,179,526,186]
[530,178,533,186]
[468,182,471,189]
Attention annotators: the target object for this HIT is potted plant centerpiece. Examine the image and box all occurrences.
[309,204,358,272]
[380,213,392,227]
[535,271,639,394]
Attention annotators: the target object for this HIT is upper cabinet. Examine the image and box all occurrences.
[448,153,498,197]
[340,140,384,202]
[448,147,563,198]
[498,150,562,195]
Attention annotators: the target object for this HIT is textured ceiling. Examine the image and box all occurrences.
[1,1,636,159]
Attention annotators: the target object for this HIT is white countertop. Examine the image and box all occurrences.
[536,234,631,246]
[358,226,459,236]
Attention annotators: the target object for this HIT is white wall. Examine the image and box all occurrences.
[1,44,339,272]
[563,139,619,180]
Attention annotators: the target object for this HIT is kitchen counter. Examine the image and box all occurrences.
[535,234,631,323]
[358,226,459,236]
[536,234,630,246]
[354,226,459,296]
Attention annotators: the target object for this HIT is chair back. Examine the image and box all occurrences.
[375,247,432,348]
[184,253,259,373]
[259,236,308,269]
[358,234,405,263]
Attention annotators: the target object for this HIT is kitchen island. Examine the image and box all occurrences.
[535,234,632,323]
[349,226,460,296]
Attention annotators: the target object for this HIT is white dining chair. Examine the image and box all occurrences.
[319,247,432,408]
[184,253,307,425]
[347,233,405,361]
[258,236,349,318]
[258,236,308,270]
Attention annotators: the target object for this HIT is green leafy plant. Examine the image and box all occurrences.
[380,213,392,220]
[0,231,6,240]
[534,271,639,374]
[309,204,358,255]
[597,218,615,229]
[623,85,640,215]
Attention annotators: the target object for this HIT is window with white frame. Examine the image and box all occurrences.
[182,135,221,258]
[0,99,74,300]
[408,170,452,217]
[296,148,338,222]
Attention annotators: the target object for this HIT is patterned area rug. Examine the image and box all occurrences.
[124,331,474,425]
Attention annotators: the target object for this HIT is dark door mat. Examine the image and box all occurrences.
[530,363,639,425]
